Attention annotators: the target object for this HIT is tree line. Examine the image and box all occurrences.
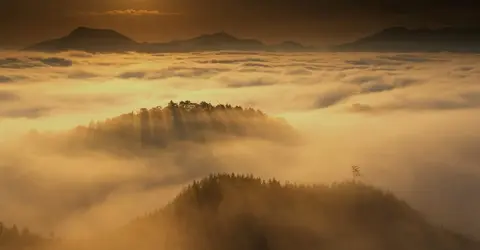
[60,101,297,153]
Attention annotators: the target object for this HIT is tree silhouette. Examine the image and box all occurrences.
[352,165,361,181]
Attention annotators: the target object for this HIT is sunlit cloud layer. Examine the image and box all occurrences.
[0,51,480,238]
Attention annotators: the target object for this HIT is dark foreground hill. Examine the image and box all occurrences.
[10,174,478,250]
[25,27,311,53]
[112,174,479,250]
[334,26,480,52]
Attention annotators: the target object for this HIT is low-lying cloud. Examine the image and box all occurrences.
[0,75,13,83]
[0,56,73,69]
[0,50,480,240]
[0,90,19,101]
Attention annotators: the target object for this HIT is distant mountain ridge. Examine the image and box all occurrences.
[25,27,138,52]
[25,27,312,53]
[24,26,480,53]
[334,26,480,52]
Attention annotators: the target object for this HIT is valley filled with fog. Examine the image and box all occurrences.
[1,50,480,240]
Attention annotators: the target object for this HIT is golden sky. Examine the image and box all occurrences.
[0,0,479,47]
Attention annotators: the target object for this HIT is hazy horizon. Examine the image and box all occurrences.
[1,0,480,47]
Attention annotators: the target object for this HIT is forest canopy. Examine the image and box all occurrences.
[28,101,299,154]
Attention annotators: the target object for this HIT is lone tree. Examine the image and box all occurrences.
[352,165,361,181]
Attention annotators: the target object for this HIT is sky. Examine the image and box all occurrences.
[1,0,480,47]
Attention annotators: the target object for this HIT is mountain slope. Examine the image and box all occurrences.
[2,175,479,250]
[25,27,309,53]
[334,27,480,52]
[104,174,479,250]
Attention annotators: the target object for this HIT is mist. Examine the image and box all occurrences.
[0,50,479,241]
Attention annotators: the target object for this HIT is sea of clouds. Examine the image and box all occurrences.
[0,50,479,239]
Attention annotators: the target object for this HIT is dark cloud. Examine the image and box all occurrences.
[361,81,397,93]
[30,57,73,67]
[284,68,313,75]
[197,58,269,65]
[348,75,384,85]
[392,77,421,87]
[350,103,374,112]
[150,67,228,79]
[225,77,277,88]
[376,54,436,63]
[313,87,354,108]
[237,68,279,74]
[314,75,423,110]
[346,75,421,94]
[68,71,100,79]
[0,75,13,83]
[0,58,42,69]
[117,71,147,79]
[0,57,73,69]
[349,91,480,113]
[117,66,229,80]
[0,91,19,102]
[456,66,475,72]
[68,51,94,58]
[345,54,436,67]
[241,63,272,68]
[0,107,51,119]
[346,59,403,67]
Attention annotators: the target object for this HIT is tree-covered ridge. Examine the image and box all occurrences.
[4,174,479,250]
[0,223,46,249]
[68,101,298,152]
[121,174,479,250]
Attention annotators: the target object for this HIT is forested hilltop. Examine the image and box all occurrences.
[0,223,46,249]
[113,174,479,250]
[28,101,298,154]
[6,174,479,250]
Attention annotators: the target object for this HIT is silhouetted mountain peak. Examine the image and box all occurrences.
[203,31,237,40]
[185,31,264,47]
[25,27,310,52]
[66,26,135,43]
[24,26,138,52]
[278,41,305,48]
[335,26,480,52]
